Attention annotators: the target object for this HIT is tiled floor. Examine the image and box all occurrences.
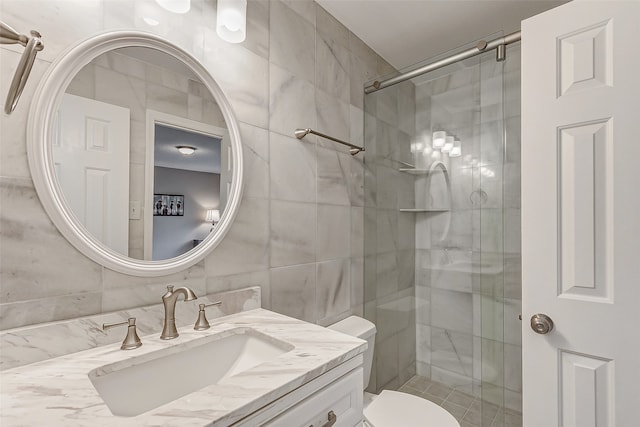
[397,376,522,427]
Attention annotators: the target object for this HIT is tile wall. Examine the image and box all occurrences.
[0,0,391,330]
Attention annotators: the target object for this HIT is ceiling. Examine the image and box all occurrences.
[316,0,567,69]
[154,124,221,174]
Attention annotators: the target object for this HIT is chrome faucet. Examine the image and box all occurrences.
[160,285,197,340]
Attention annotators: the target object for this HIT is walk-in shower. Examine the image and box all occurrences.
[363,35,522,427]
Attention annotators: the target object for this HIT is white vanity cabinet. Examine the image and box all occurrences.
[235,356,364,427]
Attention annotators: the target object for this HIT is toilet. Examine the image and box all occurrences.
[329,316,460,427]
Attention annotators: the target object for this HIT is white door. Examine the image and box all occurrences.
[522,1,640,426]
[54,94,131,256]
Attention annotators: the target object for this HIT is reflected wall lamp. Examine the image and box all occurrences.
[449,138,462,157]
[441,136,454,153]
[431,130,462,158]
[217,0,247,43]
[432,130,446,149]
[206,209,220,225]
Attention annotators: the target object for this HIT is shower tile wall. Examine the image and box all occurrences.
[0,0,388,330]
[363,79,418,392]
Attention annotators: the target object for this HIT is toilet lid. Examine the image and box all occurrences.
[364,390,460,427]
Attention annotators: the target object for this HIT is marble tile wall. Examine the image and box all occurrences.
[0,286,262,370]
[0,0,385,331]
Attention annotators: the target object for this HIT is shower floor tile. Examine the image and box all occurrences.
[397,375,522,427]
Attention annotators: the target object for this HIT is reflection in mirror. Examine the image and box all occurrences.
[57,46,230,261]
[150,123,222,260]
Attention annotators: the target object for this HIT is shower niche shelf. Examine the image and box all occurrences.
[399,208,449,213]
[398,168,432,175]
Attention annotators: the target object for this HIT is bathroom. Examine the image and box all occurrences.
[1,1,638,426]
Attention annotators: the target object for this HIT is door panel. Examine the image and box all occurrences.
[55,93,130,256]
[522,1,640,426]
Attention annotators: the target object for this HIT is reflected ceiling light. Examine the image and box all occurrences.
[217,0,247,43]
[449,138,462,157]
[155,0,191,14]
[432,131,446,149]
[441,136,454,153]
[176,145,196,155]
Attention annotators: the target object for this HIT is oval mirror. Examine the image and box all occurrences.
[27,31,243,276]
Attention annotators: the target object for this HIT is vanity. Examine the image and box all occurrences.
[0,289,366,427]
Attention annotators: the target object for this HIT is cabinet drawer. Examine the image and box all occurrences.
[264,368,363,427]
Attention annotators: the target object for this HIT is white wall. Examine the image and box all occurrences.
[152,167,220,260]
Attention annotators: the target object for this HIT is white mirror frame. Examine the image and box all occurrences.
[27,31,244,277]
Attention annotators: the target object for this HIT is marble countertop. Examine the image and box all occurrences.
[0,309,366,426]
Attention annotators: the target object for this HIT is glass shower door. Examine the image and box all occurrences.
[362,39,522,427]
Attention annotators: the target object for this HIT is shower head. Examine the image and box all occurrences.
[349,148,363,156]
[294,128,311,139]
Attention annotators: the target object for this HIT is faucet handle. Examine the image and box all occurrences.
[194,301,222,330]
[103,317,142,350]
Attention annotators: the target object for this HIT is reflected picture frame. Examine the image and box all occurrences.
[153,194,184,216]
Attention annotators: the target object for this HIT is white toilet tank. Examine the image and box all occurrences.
[328,316,376,390]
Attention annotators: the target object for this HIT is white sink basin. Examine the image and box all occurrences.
[88,327,294,416]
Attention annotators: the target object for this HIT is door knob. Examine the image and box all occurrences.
[530,314,554,334]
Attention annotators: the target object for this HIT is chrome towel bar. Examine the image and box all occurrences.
[1,21,44,114]
[294,128,364,156]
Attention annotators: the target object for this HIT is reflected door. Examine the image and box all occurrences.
[522,1,640,425]
[54,94,131,255]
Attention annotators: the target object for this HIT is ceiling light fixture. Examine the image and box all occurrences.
[217,0,247,43]
[176,146,196,155]
[155,0,191,14]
